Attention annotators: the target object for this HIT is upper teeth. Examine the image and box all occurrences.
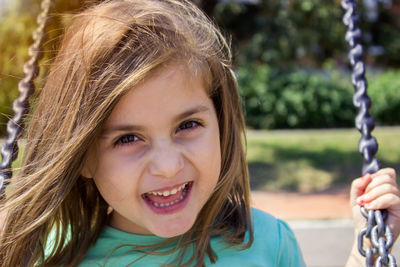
[148,182,188,197]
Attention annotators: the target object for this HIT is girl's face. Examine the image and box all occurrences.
[82,63,221,238]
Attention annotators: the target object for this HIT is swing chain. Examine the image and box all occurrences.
[0,0,51,196]
[341,0,396,266]
[358,207,396,267]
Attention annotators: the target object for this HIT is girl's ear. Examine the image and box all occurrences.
[81,145,97,179]
[81,165,93,179]
[81,152,95,179]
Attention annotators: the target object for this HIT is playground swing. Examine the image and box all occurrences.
[0,0,396,266]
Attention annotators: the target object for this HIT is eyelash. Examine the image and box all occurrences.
[114,119,203,147]
[177,120,202,132]
[115,135,140,146]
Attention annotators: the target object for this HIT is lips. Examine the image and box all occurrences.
[142,182,193,212]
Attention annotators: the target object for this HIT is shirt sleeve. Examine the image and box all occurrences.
[276,219,306,267]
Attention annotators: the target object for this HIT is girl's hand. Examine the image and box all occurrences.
[345,168,400,266]
[350,168,400,240]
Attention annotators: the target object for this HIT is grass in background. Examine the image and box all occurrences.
[246,127,400,192]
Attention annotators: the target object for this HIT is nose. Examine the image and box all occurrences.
[148,140,184,178]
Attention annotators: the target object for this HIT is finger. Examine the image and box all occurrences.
[350,173,373,205]
[365,174,397,194]
[364,193,400,211]
[371,168,396,180]
[358,183,400,205]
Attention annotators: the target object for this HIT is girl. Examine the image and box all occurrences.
[0,0,399,266]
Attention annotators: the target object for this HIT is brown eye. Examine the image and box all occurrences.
[179,120,201,131]
[115,134,139,146]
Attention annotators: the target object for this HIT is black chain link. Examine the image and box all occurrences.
[0,0,51,198]
[341,0,396,266]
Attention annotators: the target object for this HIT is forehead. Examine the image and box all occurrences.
[103,63,213,129]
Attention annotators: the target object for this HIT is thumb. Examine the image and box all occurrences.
[350,173,372,207]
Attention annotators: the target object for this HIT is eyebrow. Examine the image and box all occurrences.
[102,105,210,135]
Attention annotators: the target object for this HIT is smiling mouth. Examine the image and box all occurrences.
[142,181,193,209]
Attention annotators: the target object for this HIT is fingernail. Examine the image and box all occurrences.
[356,197,364,205]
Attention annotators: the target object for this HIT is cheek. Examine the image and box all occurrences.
[92,156,139,202]
[205,135,221,180]
[186,126,221,185]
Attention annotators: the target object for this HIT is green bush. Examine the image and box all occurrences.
[214,0,400,68]
[369,70,400,125]
[214,1,346,68]
[238,64,400,129]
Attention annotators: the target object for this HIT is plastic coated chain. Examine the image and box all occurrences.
[341,0,396,266]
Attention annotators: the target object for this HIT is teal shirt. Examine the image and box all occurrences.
[80,208,305,266]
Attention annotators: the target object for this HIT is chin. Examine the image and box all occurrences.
[151,218,195,238]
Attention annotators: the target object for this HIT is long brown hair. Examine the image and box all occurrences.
[0,0,252,266]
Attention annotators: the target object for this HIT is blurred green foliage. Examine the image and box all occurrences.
[213,0,400,68]
[237,65,354,129]
[369,70,400,125]
[213,0,400,129]
[238,65,400,129]
[214,0,346,68]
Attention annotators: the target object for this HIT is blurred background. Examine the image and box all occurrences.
[0,0,399,193]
